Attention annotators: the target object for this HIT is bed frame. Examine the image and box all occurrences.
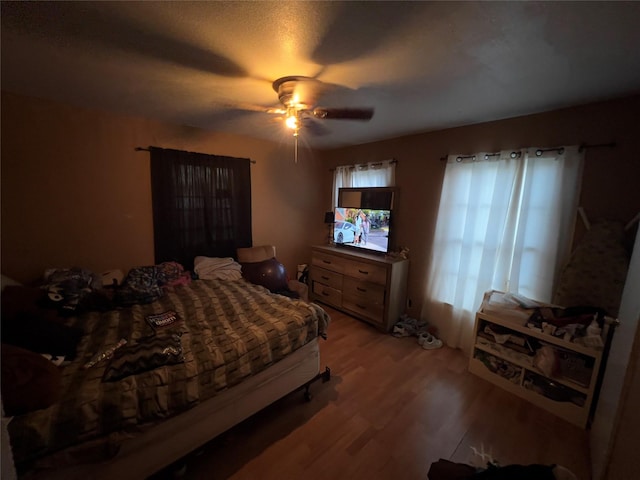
[18,338,327,480]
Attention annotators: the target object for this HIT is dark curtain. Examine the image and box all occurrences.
[150,147,252,270]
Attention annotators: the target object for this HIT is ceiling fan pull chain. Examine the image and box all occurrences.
[294,134,299,163]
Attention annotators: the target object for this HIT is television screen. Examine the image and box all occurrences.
[333,207,391,254]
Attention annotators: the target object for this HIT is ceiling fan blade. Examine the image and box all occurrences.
[301,117,331,136]
[218,101,285,115]
[312,107,374,121]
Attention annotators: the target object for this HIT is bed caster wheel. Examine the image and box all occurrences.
[321,366,331,382]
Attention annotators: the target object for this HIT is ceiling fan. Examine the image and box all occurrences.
[270,75,374,137]
[229,75,374,161]
[241,75,373,141]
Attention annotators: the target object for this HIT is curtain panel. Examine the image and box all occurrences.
[422,146,584,353]
[332,160,396,207]
[150,147,252,270]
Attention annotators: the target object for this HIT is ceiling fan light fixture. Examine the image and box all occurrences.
[270,75,374,144]
[285,112,298,130]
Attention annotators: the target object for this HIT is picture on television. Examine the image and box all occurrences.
[333,207,391,253]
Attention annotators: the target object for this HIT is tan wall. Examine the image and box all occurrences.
[3,91,639,303]
[1,92,327,283]
[320,95,640,318]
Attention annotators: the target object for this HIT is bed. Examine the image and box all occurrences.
[5,276,330,479]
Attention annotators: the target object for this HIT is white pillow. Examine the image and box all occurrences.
[1,274,22,292]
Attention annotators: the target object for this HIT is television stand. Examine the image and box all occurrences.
[309,245,409,332]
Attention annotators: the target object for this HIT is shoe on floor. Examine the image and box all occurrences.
[418,332,443,350]
[392,324,411,337]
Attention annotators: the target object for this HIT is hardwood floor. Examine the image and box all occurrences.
[153,306,591,480]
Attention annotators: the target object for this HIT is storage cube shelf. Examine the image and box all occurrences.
[468,290,605,428]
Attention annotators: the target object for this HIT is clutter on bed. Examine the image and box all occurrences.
[146,310,182,330]
[112,261,192,307]
[4,268,329,477]
[193,256,243,281]
[1,285,83,359]
[156,261,192,287]
[102,334,184,382]
[43,267,101,312]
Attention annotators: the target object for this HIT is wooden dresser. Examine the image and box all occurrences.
[309,245,409,331]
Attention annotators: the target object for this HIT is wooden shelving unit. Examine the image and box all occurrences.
[468,291,606,428]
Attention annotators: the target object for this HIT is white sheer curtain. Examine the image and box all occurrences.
[422,146,584,353]
[332,160,396,207]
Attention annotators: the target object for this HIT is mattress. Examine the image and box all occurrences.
[8,278,329,472]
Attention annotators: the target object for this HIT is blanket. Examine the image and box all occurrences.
[8,278,329,471]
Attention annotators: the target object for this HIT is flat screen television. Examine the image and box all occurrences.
[333,207,391,254]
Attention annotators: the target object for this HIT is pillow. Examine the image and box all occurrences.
[102,334,184,382]
[1,343,62,416]
[240,257,289,293]
[1,274,22,292]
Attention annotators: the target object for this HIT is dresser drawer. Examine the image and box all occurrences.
[311,252,344,274]
[343,277,385,306]
[311,282,342,308]
[343,260,387,285]
[343,276,385,324]
[310,266,343,291]
[342,297,385,325]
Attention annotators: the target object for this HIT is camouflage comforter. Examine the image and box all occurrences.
[8,278,329,470]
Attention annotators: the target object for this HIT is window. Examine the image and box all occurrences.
[422,147,584,352]
[150,147,252,270]
[332,160,396,207]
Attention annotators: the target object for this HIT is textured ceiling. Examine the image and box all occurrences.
[2,1,640,149]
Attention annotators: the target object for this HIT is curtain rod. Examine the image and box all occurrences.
[579,141,616,152]
[440,142,616,161]
[135,146,256,163]
[442,152,523,162]
[328,158,397,171]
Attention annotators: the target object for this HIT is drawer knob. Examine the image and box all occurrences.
[356,304,366,310]
[321,276,330,280]
[358,269,369,275]
[323,260,331,264]
[357,287,367,292]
